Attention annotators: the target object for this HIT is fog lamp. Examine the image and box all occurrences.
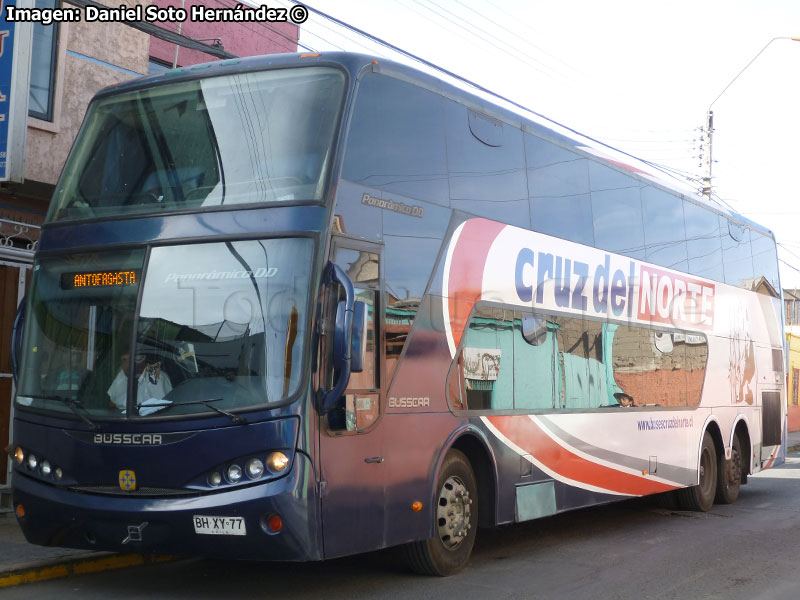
[226,464,243,483]
[246,458,265,479]
[266,451,289,473]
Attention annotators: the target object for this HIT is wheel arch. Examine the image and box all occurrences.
[434,425,499,529]
[700,417,724,482]
[731,415,753,478]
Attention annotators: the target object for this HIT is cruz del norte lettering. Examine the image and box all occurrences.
[514,249,715,329]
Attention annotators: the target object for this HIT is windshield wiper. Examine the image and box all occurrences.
[140,397,247,424]
[19,394,101,431]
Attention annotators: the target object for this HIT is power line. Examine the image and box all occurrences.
[294,1,700,191]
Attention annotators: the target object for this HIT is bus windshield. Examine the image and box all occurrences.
[16,238,313,420]
[47,66,345,222]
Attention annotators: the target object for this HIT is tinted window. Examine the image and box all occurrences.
[513,313,556,409]
[445,101,529,227]
[721,217,754,288]
[750,231,780,294]
[642,186,688,272]
[684,200,723,281]
[452,306,513,410]
[526,134,594,246]
[50,68,345,222]
[592,186,645,259]
[341,74,449,206]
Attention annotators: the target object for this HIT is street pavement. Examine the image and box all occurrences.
[2,430,800,588]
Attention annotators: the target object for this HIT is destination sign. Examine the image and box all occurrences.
[61,270,140,289]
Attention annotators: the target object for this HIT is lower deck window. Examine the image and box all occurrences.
[449,305,708,412]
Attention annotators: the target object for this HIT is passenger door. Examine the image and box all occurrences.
[319,237,385,558]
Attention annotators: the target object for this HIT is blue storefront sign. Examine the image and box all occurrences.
[0,0,32,182]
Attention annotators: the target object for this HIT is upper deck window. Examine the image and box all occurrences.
[47,66,345,223]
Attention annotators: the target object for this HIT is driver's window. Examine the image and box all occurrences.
[326,245,380,432]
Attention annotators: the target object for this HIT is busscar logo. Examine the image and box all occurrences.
[388,396,431,409]
[94,433,163,445]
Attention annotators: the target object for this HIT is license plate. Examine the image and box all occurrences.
[193,515,246,536]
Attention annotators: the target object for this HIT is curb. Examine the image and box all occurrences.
[0,552,177,588]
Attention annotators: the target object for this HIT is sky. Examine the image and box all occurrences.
[270,0,800,288]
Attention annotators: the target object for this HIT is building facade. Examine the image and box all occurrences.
[0,1,297,492]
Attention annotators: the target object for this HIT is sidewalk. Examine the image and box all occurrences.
[1,432,799,587]
[0,514,173,588]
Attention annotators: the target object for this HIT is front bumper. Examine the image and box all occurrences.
[12,452,321,561]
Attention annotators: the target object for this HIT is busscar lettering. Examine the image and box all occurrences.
[93,433,163,445]
[388,397,431,409]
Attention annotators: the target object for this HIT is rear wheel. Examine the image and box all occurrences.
[676,431,717,512]
[715,434,743,504]
[404,449,477,576]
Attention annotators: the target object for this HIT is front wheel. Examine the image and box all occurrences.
[676,431,717,512]
[404,449,478,576]
[715,434,743,504]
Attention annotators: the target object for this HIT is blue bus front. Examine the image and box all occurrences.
[11,57,348,560]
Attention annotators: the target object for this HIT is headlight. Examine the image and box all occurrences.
[266,451,289,473]
[27,454,38,470]
[40,461,52,477]
[54,468,63,481]
[208,472,222,487]
[13,447,24,465]
[246,458,265,479]
[226,464,243,484]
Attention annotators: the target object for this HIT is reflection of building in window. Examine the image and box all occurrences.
[448,305,709,412]
[611,327,708,407]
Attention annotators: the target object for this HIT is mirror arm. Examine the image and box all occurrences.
[319,262,354,415]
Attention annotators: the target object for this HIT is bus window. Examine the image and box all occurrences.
[326,245,380,432]
[340,73,448,206]
[684,199,724,282]
[49,67,345,222]
[459,307,513,411]
[642,186,688,272]
[721,217,754,288]
[444,101,529,228]
[591,184,646,260]
[513,312,556,410]
[750,231,780,295]
[526,133,594,247]
[552,316,606,410]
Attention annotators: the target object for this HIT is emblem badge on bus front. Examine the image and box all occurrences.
[119,470,137,492]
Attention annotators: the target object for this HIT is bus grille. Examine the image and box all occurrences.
[69,486,201,497]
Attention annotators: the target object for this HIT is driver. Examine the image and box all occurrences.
[107,352,172,411]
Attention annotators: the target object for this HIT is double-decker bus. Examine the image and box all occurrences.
[10,52,785,576]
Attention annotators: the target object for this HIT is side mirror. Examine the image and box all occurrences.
[10,295,26,385]
[350,301,367,373]
[319,263,354,415]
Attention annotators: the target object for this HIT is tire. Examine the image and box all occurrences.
[404,449,478,576]
[676,431,717,512]
[715,434,743,504]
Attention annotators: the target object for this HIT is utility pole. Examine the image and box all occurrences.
[702,36,800,200]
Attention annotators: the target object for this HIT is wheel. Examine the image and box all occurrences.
[676,431,717,512]
[715,434,743,504]
[404,449,478,576]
